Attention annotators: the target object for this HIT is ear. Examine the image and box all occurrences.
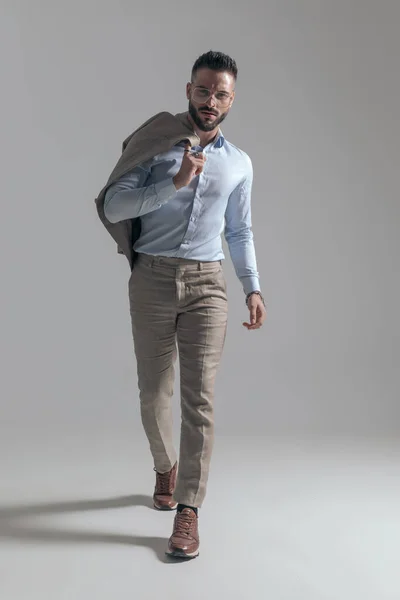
[186,82,191,100]
[229,91,236,106]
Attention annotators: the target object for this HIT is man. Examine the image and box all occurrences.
[102,51,266,559]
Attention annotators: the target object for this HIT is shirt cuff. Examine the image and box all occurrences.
[154,177,177,206]
[242,276,261,296]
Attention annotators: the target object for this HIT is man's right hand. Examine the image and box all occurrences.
[173,143,207,190]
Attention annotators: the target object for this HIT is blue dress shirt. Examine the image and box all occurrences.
[104,129,260,295]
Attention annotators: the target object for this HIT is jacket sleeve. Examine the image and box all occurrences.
[103,164,177,223]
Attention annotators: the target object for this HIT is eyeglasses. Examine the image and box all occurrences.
[190,86,233,108]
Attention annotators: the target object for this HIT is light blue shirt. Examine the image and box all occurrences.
[104,129,260,295]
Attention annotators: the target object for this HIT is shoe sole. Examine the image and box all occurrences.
[165,548,199,559]
[153,502,178,511]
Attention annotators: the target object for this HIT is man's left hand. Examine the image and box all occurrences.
[242,294,267,330]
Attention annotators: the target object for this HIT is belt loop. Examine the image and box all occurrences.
[198,262,203,271]
[151,256,155,268]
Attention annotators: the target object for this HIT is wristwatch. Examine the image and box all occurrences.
[245,290,266,307]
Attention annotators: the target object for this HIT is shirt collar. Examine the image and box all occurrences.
[214,129,225,148]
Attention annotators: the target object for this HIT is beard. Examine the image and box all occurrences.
[188,101,229,132]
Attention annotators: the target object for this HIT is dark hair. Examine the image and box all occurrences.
[191,50,238,82]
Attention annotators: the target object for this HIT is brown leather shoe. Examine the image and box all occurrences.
[166,508,200,558]
[153,462,178,510]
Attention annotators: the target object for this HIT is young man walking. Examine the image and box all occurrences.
[97,50,266,558]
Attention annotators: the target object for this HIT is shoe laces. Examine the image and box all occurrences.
[154,467,173,495]
[175,510,196,536]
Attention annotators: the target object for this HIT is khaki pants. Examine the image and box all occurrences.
[128,253,228,507]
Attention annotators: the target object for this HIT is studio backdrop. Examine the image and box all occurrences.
[1,0,399,443]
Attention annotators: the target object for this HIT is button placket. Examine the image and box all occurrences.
[179,146,209,250]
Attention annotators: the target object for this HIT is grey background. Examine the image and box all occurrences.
[1,3,400,598]
[1,0,398,439]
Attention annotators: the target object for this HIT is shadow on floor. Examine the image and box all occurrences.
[0,494,154,519]
[0,495,188,564]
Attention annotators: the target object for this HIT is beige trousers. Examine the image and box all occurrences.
[128,253,228,507]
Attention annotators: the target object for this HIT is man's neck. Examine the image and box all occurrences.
[187,114,219,148]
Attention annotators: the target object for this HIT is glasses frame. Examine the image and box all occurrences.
[190,85,234,108]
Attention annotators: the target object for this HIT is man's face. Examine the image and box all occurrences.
[186,68,235,132]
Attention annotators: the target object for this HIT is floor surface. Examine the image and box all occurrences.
[1,425,399,600]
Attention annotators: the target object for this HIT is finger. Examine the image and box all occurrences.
[242,320,262,329]
[186,156,203,166]
[191,151,206,162]
[256,307,264,324]
[243,323,261,330]
[250,307,257,325]
[191,160,206,174]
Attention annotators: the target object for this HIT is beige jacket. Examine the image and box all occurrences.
[95,111,200,269]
